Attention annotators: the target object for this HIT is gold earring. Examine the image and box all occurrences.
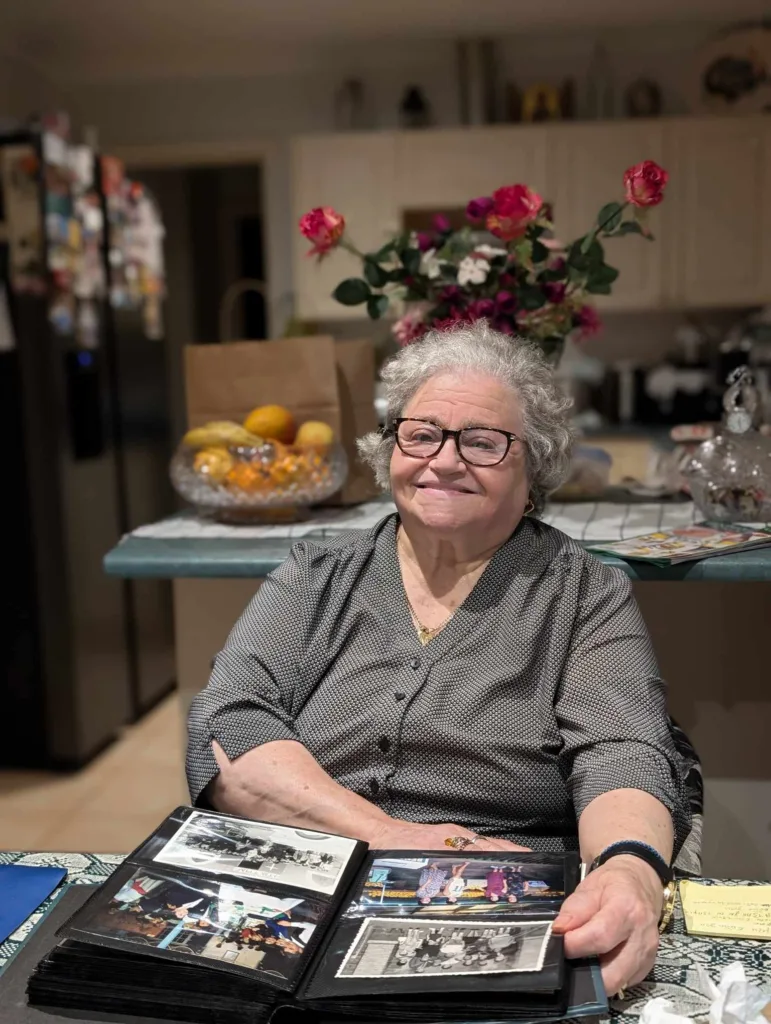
[524,499,535,515]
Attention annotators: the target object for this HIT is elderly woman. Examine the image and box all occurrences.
[187,321,690,995]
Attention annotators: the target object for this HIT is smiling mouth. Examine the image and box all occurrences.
[416,483,475,494]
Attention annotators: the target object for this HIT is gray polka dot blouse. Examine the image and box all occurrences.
[186,514,691,853]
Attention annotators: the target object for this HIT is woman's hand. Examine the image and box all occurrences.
[366,818,531,852]
[553,855,663,995]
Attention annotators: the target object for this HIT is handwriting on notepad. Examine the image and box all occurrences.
[679,881,771,941]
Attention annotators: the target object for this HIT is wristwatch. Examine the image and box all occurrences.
[589,840,677,933]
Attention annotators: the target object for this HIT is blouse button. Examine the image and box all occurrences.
[409,657,421,670]
[369,778,380,796]
[394,692,406,701]
[378,736,391,753]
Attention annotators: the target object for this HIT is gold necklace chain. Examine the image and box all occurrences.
[403,591,455,646]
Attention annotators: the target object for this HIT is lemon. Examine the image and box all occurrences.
[243,405,296,444]
[295,420,334,448]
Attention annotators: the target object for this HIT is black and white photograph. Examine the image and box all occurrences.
[153,811,357,895]
[344,855,565,919]
[79,867,326,985]
[336,918,552,979]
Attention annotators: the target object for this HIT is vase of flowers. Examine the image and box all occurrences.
[298,160,668,366]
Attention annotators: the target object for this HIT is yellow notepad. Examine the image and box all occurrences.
[680,880,771,941]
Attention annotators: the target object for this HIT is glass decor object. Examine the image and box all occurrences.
[684,367,771,523]
[170,439,348,524]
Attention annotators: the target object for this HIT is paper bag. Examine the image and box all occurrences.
[184,336,378,505]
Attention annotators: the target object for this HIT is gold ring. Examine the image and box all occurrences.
[444,836,471,850]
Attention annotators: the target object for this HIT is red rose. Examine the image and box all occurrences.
[486,185,543,241]
[623,161,669,208]
[543,281,567,304]
[298,206,345,257]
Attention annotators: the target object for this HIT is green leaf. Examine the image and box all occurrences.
[531,240,549,264]
[400,248,421,276]
[332,278,371,306]
[366,294,390,320]
[586,239,604,265]
[579,233,595,255]
[587,263,619,294]
[374,241,397,261]
[617,220,645,236]
[596,201,623,233]
[363,258,388,288]
[586,282,612,295]
[518,286,547,310]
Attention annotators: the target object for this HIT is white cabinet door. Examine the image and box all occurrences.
[549,122,668,311]
[667,117,771,308]
[291,133,397,320]
[395,126,549,211]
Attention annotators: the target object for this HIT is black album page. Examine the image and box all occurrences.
[56,806,368,994]
[300,849,580,1000]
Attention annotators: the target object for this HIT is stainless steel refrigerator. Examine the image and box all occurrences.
[0,129,174,769]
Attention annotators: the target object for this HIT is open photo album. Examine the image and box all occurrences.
[27,806,607,1024]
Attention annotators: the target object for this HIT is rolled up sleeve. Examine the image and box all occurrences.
[185,547,309,805]
[555,557,691,853]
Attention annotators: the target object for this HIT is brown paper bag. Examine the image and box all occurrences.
[184,336,378,505]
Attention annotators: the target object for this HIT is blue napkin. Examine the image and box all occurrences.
[0,864,67,943]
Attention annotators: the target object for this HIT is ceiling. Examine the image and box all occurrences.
[0,0,767,82]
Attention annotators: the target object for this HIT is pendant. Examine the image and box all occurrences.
[417,626,433,646]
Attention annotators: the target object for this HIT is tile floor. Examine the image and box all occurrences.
[0,695,188,853]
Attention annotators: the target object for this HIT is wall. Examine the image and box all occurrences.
[65,22,721,338]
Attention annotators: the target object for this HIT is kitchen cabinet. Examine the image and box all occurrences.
[549,121,668,311]
[666,117,771,308]
[291,133,397,319]
[395,126,549,212]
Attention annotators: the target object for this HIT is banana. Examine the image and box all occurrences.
[183,421,264,449]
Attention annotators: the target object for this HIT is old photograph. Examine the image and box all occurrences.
[153,811,358,895]
[336,918,552,979]
[80,867,326,985]
[344,855,565,919]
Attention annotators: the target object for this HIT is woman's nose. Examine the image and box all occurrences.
[429,438,466,471]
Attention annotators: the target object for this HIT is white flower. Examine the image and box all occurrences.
[419,248,443,279]
[457,256,490,286]
[472,244,507,260]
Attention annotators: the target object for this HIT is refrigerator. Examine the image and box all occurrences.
[0,125,175,769]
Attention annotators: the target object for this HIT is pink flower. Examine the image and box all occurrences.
[574,305,602,340]
[416,231,433,251]
[466,196,495,222]
[495,290,518,313]
[469,298,496,319]
[440,284,463,306]
[547,256,566,275]
[543,281,567,304]
[298,206,345,257]
[486,185,543,242]
[493,317,516,335]
[433,213,452,233]
[623,160,669,207]
[392,308,428,347]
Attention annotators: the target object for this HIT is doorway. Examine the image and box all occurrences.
[131,162,266,443]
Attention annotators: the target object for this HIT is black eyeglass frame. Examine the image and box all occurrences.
[385,417,526,467]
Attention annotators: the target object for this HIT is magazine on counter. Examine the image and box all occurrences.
[27,806,605,1024]
[587,522,771,565]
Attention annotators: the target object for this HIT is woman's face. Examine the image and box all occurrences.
[390,370,529,537]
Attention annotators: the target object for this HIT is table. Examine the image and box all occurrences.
[1,853,769,1022]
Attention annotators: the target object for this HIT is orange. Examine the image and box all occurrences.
[295,420,334,448]
[225,462,269,493]
[193,446,234,484]
[243,405,296,444]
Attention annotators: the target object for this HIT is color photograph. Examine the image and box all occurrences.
[153,810,357,895]
[344,855,564,919]
[336,919,552,979]
[80,867,325,985]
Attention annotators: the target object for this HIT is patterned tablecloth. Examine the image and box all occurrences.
[1,853,769,1021]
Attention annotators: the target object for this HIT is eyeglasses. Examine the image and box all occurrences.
[388,418,525,467]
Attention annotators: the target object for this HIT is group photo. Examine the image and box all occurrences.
[81,867,325,985]
[153,811,357,896]
[337,919,553,979]
[345,856,564,919]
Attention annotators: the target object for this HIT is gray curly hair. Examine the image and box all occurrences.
[357,320,574,516]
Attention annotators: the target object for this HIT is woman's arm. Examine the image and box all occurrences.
[208,737,528,852]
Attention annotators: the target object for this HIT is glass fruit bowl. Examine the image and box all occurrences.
[170,439,348,523]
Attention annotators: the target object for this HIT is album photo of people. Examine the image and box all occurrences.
[344,854,566,919]
[336,919,552,979]
[76,866,326,985]
[152,810,358,896]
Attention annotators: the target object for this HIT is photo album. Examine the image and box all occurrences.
[27,806,606,1024]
